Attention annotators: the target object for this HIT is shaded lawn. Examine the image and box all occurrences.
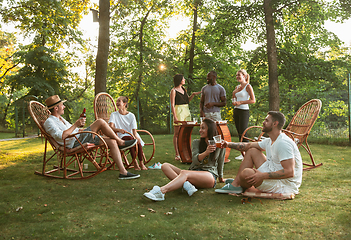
[0,135,350,239]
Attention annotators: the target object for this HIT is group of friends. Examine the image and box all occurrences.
[43,69,303,202]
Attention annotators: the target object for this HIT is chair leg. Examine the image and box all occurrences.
[301,140,323,170]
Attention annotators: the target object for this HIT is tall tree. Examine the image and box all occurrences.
[95,0,110,95]
[264,0,279,110]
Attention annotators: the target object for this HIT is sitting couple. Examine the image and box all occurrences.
[43,95,142,180]
[144,111,302,201]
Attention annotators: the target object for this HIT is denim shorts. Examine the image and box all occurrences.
[73,126,100,148]
[192,168,217,188]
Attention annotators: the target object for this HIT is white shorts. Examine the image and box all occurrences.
[204,112,222,121]
[256,161,299,194]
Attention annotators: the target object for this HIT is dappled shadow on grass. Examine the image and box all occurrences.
[0,136,351,239]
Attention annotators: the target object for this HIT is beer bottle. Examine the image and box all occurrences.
[80,108,86,127]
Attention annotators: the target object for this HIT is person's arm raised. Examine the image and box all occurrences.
[224,141,262,152]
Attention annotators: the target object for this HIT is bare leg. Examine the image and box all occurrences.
[103,137,128,175]
[231,148,266,187]
[239,168,264,189]
[136,142,147,170]
[160,170,215,194]
[89,119,124,145]
[173,126,180,159]
[122,135,141,170]
[161,163,182,180]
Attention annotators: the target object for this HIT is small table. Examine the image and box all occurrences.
[177,121,232,163]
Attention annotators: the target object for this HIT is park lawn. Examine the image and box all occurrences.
[0,135,350,239]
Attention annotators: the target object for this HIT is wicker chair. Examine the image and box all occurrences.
[93,92,155,169]
[241,99,322,170]
[28,101,111,179]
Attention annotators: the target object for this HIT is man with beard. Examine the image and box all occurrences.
[200,71,226,121]
[215,111,303,195]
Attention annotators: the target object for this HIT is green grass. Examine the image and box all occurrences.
[0,135,350,239]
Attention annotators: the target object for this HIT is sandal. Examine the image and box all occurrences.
[175,155,181,161]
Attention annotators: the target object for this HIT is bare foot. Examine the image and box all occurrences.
[133,161,141,171]
[133,165,141,171]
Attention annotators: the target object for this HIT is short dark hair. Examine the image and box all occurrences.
[209,70,217,78]
[268,111,286,129]
[173,74,183,87]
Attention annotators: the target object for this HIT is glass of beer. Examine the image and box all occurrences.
[213,135,222,148]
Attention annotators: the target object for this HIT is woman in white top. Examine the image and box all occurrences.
[109,96,147,170]
[232,69,256,159]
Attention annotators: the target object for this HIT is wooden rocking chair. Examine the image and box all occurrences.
[241,99,322,170]
[28,101,111,179]
[93,92,156,169]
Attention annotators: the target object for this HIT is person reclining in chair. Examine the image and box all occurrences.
[43,95,140,180]
[215,111,302,196]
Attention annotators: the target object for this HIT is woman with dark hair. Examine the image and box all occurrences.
[109,96,147,170]
[143,118,225,201]
[170,74,201,161]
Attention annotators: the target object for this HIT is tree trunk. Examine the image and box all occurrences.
[134,8,152,129]
[188,1,199,87]
[264,0,279,111]
[95,0,110,95]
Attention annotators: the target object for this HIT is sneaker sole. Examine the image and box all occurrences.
[119,140,137,151]
[143,193,164,201]
[187,189,198,196]
[215,189,243,194]
[119,175,140,180]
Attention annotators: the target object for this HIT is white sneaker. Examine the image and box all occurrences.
[143,186,165,201]
[183,181,198,196]
[235,154,244,160]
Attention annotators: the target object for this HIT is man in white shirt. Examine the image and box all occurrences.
[215,111,302,195]
[43,95,140,180]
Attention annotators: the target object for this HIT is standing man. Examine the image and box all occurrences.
[200,71,226,121]
[43,95,140,180]
[215,111,303,195]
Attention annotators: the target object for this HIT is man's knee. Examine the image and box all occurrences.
[240,168,255,179]
[246,148,260,156]
[95,118,107,125]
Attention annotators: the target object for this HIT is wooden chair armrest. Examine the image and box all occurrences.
[63,131,109,153]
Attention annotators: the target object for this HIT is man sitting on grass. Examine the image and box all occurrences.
[43,95,140,180]
[215,111,302,197]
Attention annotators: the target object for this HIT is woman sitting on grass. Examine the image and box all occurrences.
[143,118,225,201]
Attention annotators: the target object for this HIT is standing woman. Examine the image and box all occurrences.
[232,69,256,160]
[143,118,225,201]
[109,96,147,170]
[170,74,201,161]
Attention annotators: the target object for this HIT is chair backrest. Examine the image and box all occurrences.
[285,99,322,142]
[28,101,61,149]
[94,92,117,122]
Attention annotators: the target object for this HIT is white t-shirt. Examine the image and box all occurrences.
[108,111,144,146]
[257,133,303,194]
[44,115,79,148]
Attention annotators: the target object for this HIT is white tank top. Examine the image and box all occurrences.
[235,84,250,110]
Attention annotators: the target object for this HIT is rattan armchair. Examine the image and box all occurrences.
[28,101,111,179]
[93,92,155,169]
[241,99,322,170]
